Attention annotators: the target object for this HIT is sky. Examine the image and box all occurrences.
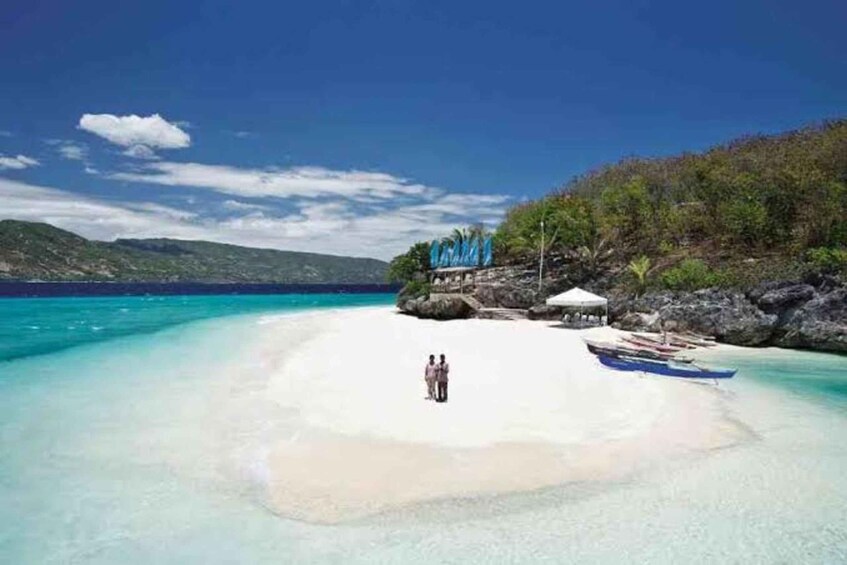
[1,0,845,260]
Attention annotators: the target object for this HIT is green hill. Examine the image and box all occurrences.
[0,220,388,283]
[492,119,847,288]
[390,119,847,293]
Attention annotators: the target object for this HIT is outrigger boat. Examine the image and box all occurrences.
[621,335,684,354]
[670,332,717,348]
[633,332,697,349]
[678,330,716,342]
[583,338,694,363]
[596,353,736,380]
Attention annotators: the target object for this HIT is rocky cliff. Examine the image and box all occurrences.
[609,278,846,353]
[397,266,847,354]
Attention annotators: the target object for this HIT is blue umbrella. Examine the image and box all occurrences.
[429,240,440,269]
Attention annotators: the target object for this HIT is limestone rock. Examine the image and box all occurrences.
[398,295,472,320]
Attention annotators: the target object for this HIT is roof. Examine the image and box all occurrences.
[432,266,477,273]
[545,287,607,308]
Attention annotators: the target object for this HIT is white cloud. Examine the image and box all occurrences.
[0,176,508,259]
[0,178,204,242]
[122,144,159,160]
[110,161,436,201]
[0,154,39,170]
[0,130,12,137]
[221,199,272,212]
[78,114,190,159]
[57,142,88,161]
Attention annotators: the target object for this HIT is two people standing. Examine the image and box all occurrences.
[424,354,450,403]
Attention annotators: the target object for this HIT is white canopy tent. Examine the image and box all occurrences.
[545,287,608,325]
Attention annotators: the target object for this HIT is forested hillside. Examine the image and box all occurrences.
[0,220,388,283]
[391,119,847,293]
[492,119,847,289]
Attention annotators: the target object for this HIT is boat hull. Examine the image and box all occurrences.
[584,340,692,363]
[597,354,736,379]
[621,336,683,353]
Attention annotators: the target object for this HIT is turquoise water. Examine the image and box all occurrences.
[709,348,847,410]
[0,293,394,362]
[0,296,845,563]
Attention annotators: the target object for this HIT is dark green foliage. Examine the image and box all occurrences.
[559,120,847,251]
[494,194,597,262]
[805,247,847,275]
[660,259,728,291]
[0,220,388,283]
[387,242,430,284]
[398,280,431,301]
[627,255,652,296]
[490,119,847,291]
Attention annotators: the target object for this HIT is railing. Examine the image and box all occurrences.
[429,270,477,294]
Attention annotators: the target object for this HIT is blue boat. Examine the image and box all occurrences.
[597,354,736,379]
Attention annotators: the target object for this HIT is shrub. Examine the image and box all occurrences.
[627,255,651,296]
[495,195,598,261]
[661,259,727,291]
[387,242,430,283]
[805,247,847,274]
[398,280,431,301]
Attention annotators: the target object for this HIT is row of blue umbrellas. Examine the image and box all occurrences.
[429,237,493,269]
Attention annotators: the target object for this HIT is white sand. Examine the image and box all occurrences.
[248,307,748,523]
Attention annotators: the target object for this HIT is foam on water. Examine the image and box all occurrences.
[0,298,845,563]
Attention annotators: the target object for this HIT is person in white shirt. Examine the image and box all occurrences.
[424,354,438,400]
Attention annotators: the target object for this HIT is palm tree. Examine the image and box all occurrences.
[467,223,489,241]
[451,227,468,246]
[628,255,652,297]
[576,237,613,275]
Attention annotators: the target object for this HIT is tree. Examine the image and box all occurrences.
[387,242,430,284]
[599,176,653,249]
[627,255,651,296]
[576,237,613,276]
[494,195,597,261]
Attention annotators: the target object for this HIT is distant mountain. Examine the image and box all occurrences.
[0,220,388,283]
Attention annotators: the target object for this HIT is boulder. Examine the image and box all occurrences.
[474,283,537,309]
[527,304,562,321]
[397,295,472,320]
[657,289,777,346]
[612,311,661,332]
[608,291,674,319]
[756,284,816,312]
[772,287,847,353]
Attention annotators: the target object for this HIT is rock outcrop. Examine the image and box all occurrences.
[397,295,474,320]
[767,286,847,352]
[659,290,777,346]
[611,282,847,352]
[397,264,846,354]
[526,304,563,321]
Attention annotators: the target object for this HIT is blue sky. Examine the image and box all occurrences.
[1,0,845,259]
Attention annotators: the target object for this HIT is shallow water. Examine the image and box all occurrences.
[0,297,845,563]
[0,293,393,361]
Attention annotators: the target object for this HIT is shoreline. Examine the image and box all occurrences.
[247,307,754,523]
[3,302,846,561]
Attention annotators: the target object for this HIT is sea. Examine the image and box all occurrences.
[0,284,845,563]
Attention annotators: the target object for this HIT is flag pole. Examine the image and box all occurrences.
[538,219,545,293]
